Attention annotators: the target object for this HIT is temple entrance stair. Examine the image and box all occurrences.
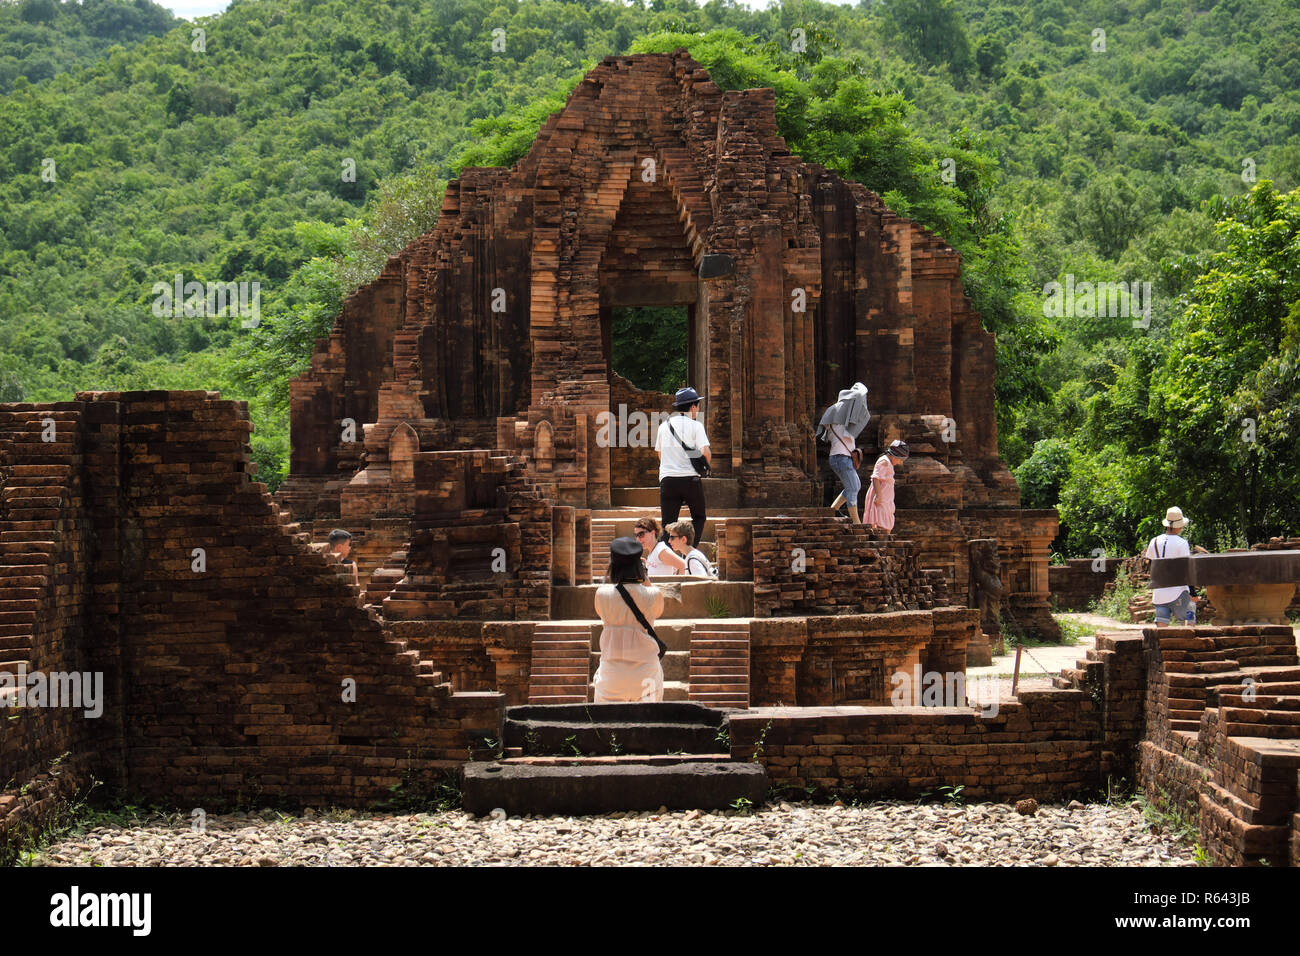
[461,702,767,815]
[527,623,595,704]
[544,617,749,708]
[688,621,750,709]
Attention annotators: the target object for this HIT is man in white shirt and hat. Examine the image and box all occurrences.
[1144,506,1197,627]
[654,387,711,548]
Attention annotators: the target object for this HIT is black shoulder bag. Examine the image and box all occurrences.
[667,418,710,478]
[615,582,667,660]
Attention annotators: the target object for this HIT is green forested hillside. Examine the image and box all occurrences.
[0,0,178,93]
[1,0,1297,554]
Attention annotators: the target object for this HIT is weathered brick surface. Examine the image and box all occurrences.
[730,692,1102,800]
[0,394,501,856]
[275,51,1058,630]
[1136,625,1300,866]
[751,517,933,616]
[1049,558,1118,611]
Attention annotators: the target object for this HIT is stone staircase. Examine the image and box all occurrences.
[461,702,768,815]
[528,623,595,704]
[688,621,750,709]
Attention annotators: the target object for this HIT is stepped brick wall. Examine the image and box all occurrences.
[1136,624,1300,866]
[1049,558,1119,611]
[750,517,935,616]
[734,624,1149,801]
[0,393,501,858]
[0,404,101,856]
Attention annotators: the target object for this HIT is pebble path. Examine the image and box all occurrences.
[33,799,1200,866]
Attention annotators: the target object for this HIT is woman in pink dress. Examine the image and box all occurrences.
[862,440,910,532]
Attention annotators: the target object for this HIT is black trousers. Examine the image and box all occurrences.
[659,475,706,547]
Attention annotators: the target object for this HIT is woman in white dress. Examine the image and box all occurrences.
[592,536,667,703]
[634,516,685,576]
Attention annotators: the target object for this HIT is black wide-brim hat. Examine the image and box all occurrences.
[610,535,643,567]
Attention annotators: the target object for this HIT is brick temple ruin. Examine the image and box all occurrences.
[2,53,1297,866]
[276,50,1058,654]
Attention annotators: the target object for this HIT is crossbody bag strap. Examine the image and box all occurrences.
[615,582,667,659]
[666,419,696,455]
[686,553,713,577]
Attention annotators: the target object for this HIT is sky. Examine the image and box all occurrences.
[161,0,861,21]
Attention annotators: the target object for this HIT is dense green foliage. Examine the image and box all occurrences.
[0,0,177,93]
[611,306,689,395]
[1,0,1296,552]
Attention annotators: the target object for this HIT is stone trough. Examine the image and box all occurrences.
[1151,549,1300,624]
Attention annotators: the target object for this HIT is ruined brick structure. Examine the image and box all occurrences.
[0,394,500,855]
[1048,557,1119,611]
[3,53,1139,857]
[276,51,1057,639]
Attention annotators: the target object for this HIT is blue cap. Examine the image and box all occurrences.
[673,387,702,409]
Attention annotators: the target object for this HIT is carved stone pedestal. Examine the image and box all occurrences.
[1204,583,1297,625]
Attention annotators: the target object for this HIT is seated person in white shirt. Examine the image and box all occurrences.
[665,520,716,578]
[634,517,685,576]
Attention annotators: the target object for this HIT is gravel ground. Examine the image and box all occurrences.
[33,800,1199,867]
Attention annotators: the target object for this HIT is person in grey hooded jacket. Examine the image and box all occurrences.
[817,382,870,524]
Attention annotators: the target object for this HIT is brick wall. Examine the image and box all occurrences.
[730,690,1102,801]
[1137,624,1300,866]
[751,517,934,616]
[1049,558,1118,611]
[1,393,503,857]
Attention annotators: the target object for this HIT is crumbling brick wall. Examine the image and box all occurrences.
[1137,625,1300,866]
[1049,558,1119,611]
[382,449,553,620]
[0,404,102,858]
[751,517,934,616]
[730,689,1102,801]
[1,392,503,856]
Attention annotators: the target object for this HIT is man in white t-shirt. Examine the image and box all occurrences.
[1144,506,1196,626]
[654,387,711,549]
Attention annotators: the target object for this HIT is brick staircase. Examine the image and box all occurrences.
[1051,629,1129,691]
[589,520,617,582]
[688,620,750,709]
[528,623,594,704]
[363,548,408,607]
[0,409,81,696]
